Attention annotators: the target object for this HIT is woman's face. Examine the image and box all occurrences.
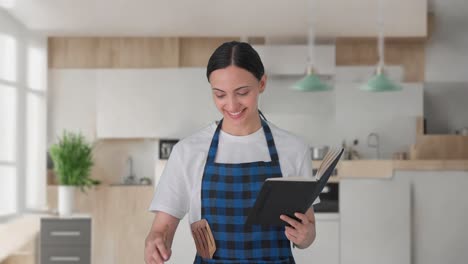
[209,65,266,129]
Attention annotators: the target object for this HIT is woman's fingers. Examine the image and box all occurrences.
[285,225,300,237]
[294,212,309,225]
[154,236,170,261]
[152,249,165,263]
[284,228,298,243]
[144,232,171,264]
[279,214,300,228]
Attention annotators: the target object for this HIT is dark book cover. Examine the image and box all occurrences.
[245,148,343,226]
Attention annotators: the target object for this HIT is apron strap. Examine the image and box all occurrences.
[258,109,267,121]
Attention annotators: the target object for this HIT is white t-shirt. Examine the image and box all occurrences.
[149,121,320,224]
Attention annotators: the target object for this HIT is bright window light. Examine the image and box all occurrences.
[26,93,47,209]
[0,0,16,9]
[27,45,47,91]
[26,93,46,208]
[0,166,17,216]
[0,85,16,162]
[0,33,17,82]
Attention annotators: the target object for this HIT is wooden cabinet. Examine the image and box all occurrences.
[40,217,91,264]
[96,68,219,138]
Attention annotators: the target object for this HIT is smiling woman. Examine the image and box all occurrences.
[145,41,319,264]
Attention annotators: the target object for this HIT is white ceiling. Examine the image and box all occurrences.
[2,0,427,37]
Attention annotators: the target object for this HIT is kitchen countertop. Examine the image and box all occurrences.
[0,214,43,262]
[314,159,468,179]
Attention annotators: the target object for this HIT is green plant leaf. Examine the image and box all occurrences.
[49,130,100,192]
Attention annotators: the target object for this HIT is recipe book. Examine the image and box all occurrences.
[245,147,344,226]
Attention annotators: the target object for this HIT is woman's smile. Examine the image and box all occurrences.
[225,108,246,120]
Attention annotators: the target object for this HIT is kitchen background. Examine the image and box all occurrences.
[1,0,468,264]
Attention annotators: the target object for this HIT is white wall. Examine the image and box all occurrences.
[262,72,423,159]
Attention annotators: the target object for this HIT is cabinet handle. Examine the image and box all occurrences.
[50,231,81,237]
[50,256,80,262]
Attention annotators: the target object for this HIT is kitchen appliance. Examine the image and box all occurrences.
[311,146,329,160]
[159,139,179,160]
[313,182,339,213]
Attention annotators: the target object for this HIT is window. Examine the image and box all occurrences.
[0,24,47,219]
[0,33,16,82]
[0,33,18,218]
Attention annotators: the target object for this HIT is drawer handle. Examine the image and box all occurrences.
[50,256,80,262]
[50,231,81,237]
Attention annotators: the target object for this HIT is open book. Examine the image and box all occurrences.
[245,147,344,226]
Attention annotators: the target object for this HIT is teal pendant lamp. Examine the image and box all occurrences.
[360,66,402,92]
[360,0,401,92]
[293,66,331,91]
[292,0,331,92]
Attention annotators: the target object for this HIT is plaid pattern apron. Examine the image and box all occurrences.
[194,117,295,264]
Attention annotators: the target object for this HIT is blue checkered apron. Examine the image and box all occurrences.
[194,117,295,264]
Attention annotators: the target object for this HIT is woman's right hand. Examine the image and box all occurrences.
[144,212,179,264]
[145,230,172,264]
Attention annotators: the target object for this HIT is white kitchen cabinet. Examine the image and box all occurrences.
[96,68,220,138]
[293,213,340,264]
[340,177,411,264]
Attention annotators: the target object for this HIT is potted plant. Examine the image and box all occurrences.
[49,131,100,216]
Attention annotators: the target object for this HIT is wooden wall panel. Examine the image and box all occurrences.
[336,38,425,82]
[411,135,468,160]
[48,37,99,68]
[48,37,180,68]
[179,37,240,67]
[49,36,426,81]
[114,37,179,68]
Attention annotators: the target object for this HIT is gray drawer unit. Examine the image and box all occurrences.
[40,217,91,264]
[41,219,91,246]
[41,246,90,264]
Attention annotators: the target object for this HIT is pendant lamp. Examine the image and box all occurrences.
[292,0,331,92]
[360,0,402,92]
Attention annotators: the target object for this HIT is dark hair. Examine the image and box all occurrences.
[206,41,265,82]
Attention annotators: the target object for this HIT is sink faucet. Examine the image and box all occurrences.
[367,132,380,159]
[124,156,136,184]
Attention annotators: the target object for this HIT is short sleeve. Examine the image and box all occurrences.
[148,144,190,219]
[298,146,320,205]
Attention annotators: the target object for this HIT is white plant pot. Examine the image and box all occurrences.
[58,185,75,217]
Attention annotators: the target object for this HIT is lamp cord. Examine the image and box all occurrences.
[378,0,385,69]
[307,0,316,69]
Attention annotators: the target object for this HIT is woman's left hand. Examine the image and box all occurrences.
[280,207,316,249]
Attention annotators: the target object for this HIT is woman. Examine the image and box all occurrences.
[145,41,319,264]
